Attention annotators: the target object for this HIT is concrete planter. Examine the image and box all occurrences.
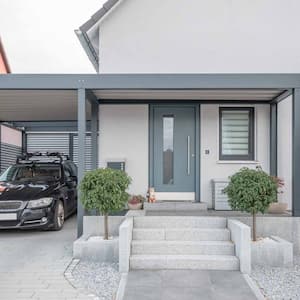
[251,236,293,267]
[73,235,119,263]
[267,202,288,214]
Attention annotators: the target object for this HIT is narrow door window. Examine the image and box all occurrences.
[163,116,174,184]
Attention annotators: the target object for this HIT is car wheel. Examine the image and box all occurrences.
[53,200,65,231]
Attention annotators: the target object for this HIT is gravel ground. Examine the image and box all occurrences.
[72,261,121,300]
[251,256,300,300]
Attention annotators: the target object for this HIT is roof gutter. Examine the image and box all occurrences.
[75,30,99,72]
[75,0,121,72]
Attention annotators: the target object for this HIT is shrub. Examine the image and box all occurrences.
[80,168,131,239]
[224,167,277,241]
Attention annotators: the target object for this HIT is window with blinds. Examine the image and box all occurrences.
[219,108,254,160]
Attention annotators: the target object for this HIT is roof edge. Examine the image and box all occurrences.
[75,30,99,72]
[76,0,120,70]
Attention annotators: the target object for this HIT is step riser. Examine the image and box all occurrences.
[130,257,239,271]
[134,217,227,229]
[133,229,231,241]
[132,243,235,255]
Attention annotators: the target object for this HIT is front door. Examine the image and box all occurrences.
[152,106,196,201]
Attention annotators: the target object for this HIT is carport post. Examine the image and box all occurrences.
[270,103,278,176]
[77,88,86,237]
[293,89,300,217]
[91,101,99,170]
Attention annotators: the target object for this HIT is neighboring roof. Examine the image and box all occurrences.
[0,37,11,73]
[75,0,121,71]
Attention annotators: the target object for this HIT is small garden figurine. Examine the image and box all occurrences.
[80,168,131,240]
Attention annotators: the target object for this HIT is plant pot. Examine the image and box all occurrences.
[268,202,288,214]
[128,202,143,210]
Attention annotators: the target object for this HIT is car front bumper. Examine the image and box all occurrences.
[0,203,56,230]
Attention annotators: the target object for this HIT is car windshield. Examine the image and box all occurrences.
[0,164,61,182]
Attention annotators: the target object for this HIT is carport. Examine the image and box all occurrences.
[1,73,300,237]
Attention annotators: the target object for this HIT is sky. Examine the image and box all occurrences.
[0,0,106,73]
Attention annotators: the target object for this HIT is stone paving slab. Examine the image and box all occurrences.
[123,270,257,300]
[0,215,92,300]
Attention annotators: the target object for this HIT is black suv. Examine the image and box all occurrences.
[0,152,77,230]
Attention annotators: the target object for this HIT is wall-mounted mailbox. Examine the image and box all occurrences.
[107,161,126,172]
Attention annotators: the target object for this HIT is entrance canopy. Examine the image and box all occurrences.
[0,73,300,236]
[0,73,296,121]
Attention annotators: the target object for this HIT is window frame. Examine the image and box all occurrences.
[219,107,255,161]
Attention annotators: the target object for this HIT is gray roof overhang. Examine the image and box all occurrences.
[0,73,297,121]
[1,74,300,89]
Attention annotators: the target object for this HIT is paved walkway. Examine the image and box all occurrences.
[123,270,257,300]
[0,215,90,300]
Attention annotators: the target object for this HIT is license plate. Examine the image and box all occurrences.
[0,213,17,221]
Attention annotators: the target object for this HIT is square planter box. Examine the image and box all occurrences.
[251,236,293,267]
[73,235,119,263]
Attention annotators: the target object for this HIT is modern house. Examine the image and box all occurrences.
[1,0,300,237]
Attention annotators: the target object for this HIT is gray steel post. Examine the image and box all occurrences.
[293,89,300,216]
[91,101,99,170]
[77,88,86,237]
[270,103,278,176]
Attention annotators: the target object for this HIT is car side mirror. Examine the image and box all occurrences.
[66,176,77,186]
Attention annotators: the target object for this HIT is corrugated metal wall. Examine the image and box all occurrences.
[0,143,22,173]
[26,133,70,155]
[72,135,92,171]
[26,133,92,171]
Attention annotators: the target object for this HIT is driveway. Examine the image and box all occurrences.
[123,270,257,300]
[0,215,88,300]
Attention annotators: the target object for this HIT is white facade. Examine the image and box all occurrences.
[201,104,270,208]
[99,105,149,195]
[99,104,273,205]
[99,0,300,73]
[90,0,293,207]
[278,96,293,209]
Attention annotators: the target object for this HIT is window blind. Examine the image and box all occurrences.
[221,110,250,156]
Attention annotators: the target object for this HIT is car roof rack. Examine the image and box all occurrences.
[16,152,70,164]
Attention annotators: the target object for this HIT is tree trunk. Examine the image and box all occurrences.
[252,211,257,241]
[104,213,109,240]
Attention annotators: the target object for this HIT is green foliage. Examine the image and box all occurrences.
[224,167,277,214]
[80,168,132,215]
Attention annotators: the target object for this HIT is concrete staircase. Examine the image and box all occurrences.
[129,216,239,270]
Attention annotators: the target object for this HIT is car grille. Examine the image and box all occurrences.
[0,201,23,210]
[0,220,19,227]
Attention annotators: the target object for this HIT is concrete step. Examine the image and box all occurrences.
[131,240,235,255]
[130,254,239,270]
[133,216,227,229]
[133,228,231,241]
[144,201,208,211]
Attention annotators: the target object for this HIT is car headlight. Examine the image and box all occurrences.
[27,197,53,209]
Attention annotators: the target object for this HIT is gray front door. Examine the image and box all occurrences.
[152,106,196,193]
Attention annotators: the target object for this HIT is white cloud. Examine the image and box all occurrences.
[0,0,105,73]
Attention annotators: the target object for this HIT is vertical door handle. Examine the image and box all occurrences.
[187,136,191,175]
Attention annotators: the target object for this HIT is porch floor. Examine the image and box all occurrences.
[146,209,292,217]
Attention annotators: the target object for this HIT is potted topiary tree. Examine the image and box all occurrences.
[80,168,131,240]
[224,167,277,241]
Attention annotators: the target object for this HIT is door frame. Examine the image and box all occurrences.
[149,104,201,202]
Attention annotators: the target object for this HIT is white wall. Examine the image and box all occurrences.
[277,96,292,210]
[99,105,149,196]
[201,105,270,208]
[99,0,300,73]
